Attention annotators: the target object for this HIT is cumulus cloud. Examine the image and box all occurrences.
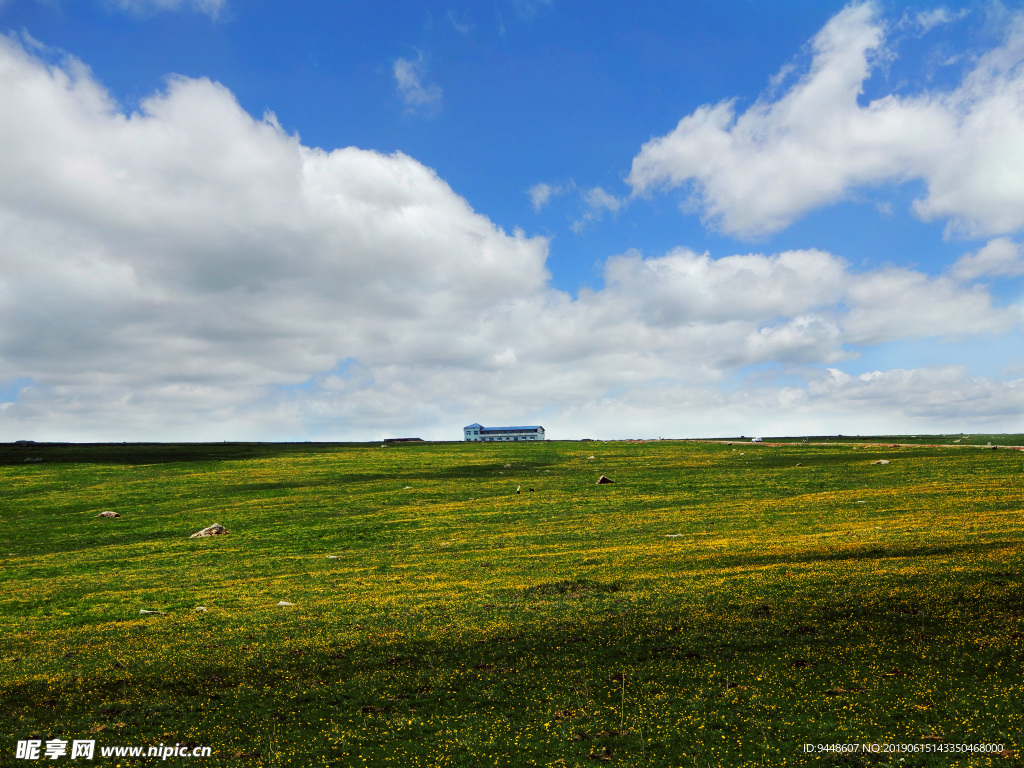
[0,33,1019,441]
[393,53,442,113]
[0,34,544,436]
[628,1,1024,239]
[535,364,1024,440]
[805,366,1024,422]
[842,269,1018,345]
[597,248,847,324]
[951,237,1024,281]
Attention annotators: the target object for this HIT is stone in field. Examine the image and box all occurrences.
[96,511,120,518]
[277,601,294,607]
[189,523,228,538]
[596,475,614,484]
[871,459,891,465]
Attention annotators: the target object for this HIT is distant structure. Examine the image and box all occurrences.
[464,423,545,442]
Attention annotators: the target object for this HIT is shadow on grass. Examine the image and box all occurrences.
[695,539,1023,572]
[0,442,373,466]
[4,583,1022,766]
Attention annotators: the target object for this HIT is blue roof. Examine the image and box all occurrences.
[465,423,544,430]
[478,425,544,431]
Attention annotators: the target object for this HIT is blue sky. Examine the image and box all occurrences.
[0,0,1022,440]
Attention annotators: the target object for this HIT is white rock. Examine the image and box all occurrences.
[189,523,228,538]
[277,601,294,607]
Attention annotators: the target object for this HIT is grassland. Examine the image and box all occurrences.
[1,437,1022,767]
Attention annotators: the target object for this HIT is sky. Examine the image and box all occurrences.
[1,0,1023,442]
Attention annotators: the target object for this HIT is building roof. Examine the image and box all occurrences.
[478,425,544,431]
[464,423,544,431]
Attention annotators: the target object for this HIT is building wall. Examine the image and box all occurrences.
[463,425,545,441]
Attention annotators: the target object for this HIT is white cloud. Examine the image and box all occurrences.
[393,53,442,113]
[530,364,1024,440]
[584,186,624,215]
[571,186,627,232]
[805,366,1024,422]
[448,9,474,35]
[597,247,847,324]
[911,8,960,33]
[951,237,1024,281]
[841,269,1018,345]
[0,34,545,436]
[740,315,846,366]
[628,1,1024,240]
[0,33,1020,441]
[528,182,565,211]
[527,181,624,223]
[510,0,553,21]
[107,0,226,18]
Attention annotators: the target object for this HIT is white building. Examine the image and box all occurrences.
[464,423,545,442]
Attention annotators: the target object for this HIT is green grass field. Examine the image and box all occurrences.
[2,437,1022,767]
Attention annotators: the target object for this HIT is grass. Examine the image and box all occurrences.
[1,437,1022,766]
